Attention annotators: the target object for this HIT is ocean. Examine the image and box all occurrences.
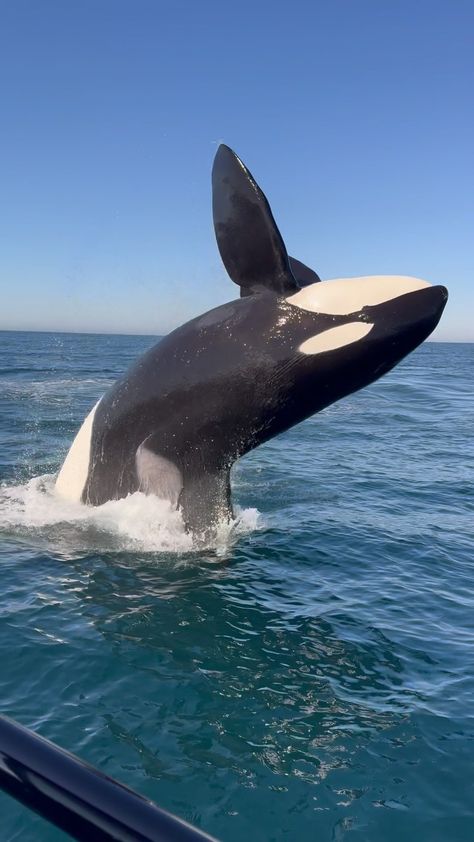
[0,330,473,841]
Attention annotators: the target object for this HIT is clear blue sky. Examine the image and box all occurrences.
[0,0,472,340]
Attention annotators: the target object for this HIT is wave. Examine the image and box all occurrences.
[0,475,261,557]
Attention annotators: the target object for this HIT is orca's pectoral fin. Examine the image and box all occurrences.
[212,144,299,298]
[178,469,233,541]
[288,256,321,287]
[240,256,321,297]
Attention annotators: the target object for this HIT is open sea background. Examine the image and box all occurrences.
[0,330,473,841]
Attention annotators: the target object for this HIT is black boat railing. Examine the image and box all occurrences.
[0,715,217,841]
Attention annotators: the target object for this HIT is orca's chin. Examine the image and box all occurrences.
[288,277,447,361]
[287,275,433,315]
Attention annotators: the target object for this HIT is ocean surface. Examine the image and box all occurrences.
[0,330,473,841]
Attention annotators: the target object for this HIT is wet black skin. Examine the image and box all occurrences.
[77,144,448,537]
[84,283,447,533]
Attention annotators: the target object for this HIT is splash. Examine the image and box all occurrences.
[0,474,261,557]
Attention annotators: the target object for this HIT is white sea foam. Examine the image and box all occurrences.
[0,475,261,556]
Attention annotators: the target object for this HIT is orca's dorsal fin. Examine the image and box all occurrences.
[212,144,300,297]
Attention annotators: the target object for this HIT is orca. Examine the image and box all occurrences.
[56,145,448,539]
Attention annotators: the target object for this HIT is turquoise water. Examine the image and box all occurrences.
[0,331,473,841]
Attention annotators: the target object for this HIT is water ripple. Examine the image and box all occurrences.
[0,334,473,841]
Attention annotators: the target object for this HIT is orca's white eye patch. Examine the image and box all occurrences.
[298,322,374,355]
[288,276,431,315]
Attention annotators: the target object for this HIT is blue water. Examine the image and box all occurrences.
[0,331,473,841]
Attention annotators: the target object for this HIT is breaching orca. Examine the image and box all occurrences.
[56,145,448,538]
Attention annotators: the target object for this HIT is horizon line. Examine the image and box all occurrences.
[0,327,472,344]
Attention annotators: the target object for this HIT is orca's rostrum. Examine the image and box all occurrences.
[56,145,448,539]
